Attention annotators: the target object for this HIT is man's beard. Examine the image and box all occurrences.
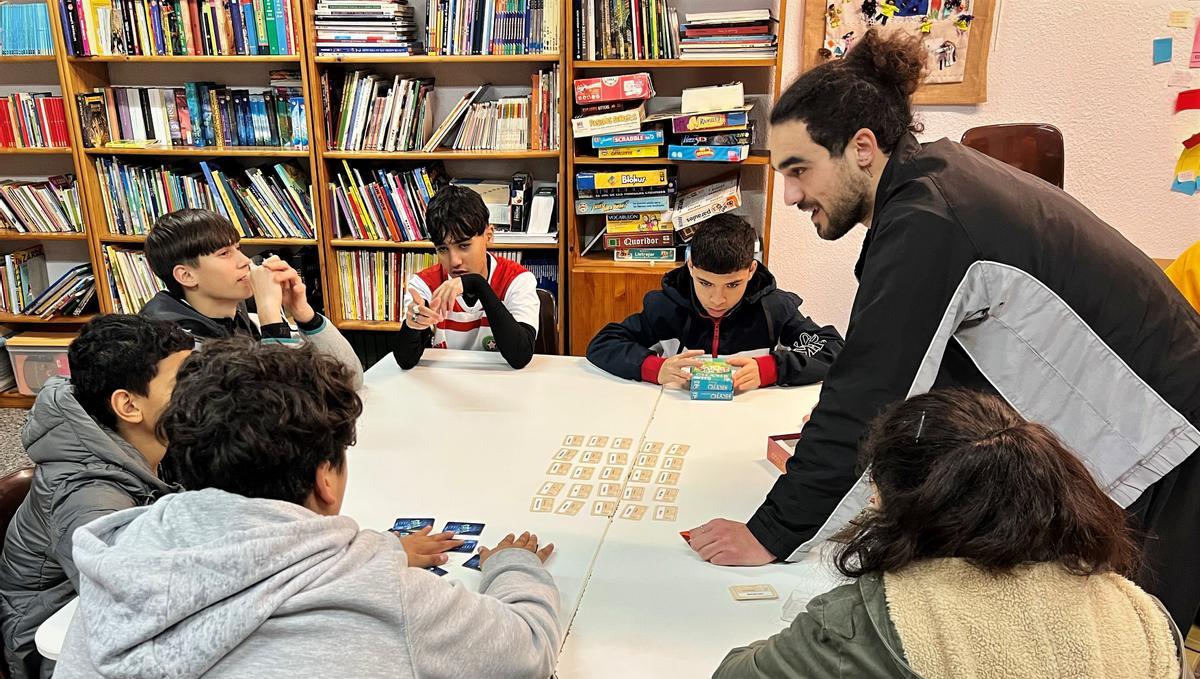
[814,163,871,241]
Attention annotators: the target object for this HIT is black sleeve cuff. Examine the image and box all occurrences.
[296,313,325,333]
[259,322,293,339]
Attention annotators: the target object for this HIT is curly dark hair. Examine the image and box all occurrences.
[69,314,194,429]
[689,213,756,274]
[771,29,926,155]
[835,389,1139,579]
[146,209,240,297]
[158,339,363,504]
[426,184,490,246]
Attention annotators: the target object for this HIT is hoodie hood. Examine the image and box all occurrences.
[68,489,365,678]
[660,261,779,318]
[21,377,168,499]
[140,291,254,340]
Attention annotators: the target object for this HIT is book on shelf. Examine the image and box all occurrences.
[0,326,15,391]
[315,0,421,55]
[416,67,558,152]
[422,83,489,151]
[0,176,84,234]
[323,70,434,152]
[679,10,777,59]
[572,0,679,60]
[17,264,96,319]
[94,156,315,238]
[0,94,70,149]
[0,245,50,314]
[75,75,307,149]
[425,0,559,56]
[103,245,165,313]
[0,2,54,55]
[674,175,740,228]
[336,249,433,321]
[58,0,297,56]
[329,161,448,242]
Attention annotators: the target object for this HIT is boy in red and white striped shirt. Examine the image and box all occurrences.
[394,185,540,369]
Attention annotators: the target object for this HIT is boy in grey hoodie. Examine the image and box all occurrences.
[0,315,193,679]
[53,340,562,679]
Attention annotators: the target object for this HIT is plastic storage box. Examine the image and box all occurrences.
[5,331,74,396]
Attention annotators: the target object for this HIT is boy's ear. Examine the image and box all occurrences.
[484,224,495,245]
[748,260,758,276]
[313,461,339,507]
[172,263,198,291]
[109,389,144,426]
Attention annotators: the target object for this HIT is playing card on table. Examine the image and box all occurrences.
[587,435,609,448]
[450,540,478,553]
[653,505,678,522]
[537,481,564,497]
[581,450,604,464]
[662,456,684,471]
[611,437,633,449]
[571,466,595,480]
[569,483,593,499]
[547,461,571,476]
[640,441,664,454]
[666,444,690,456]
[622,485,645,502]
[391,518,435,534]
[442,522,485,536]
[619,504,648,521]
[598,482,621,498]
[629,468,654,483]
[463,554,482,571]
[563,434,585,446]
[599,466,624,481]
[635,454,659,468]
[426,566,449,576]
[657,471,681,486]
[556,499,583,516]
[607,452,629,466]
[729,584,778,601]
[530,496,553,513]
[654,487,679,503]
[554,448,579,461]
[591,500,618,516]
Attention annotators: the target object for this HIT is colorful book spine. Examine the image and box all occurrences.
[666,145,750,162]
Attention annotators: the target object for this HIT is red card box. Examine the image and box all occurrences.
[766,433,801,473]
[574,73,655,105]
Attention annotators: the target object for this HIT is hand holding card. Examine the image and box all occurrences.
[397,525,465,568]
[478,531,555,567]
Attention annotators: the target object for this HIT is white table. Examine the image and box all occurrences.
[556,383,845,678]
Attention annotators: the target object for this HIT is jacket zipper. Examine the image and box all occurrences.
[711,317,721,357]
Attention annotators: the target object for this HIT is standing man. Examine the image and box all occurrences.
[686,29,1200,630]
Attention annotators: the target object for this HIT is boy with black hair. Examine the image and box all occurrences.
[587,213,844,390]
[52,340,562,679]
[140,208,363,388]
[394,184,540,370]
[0,315,193,679]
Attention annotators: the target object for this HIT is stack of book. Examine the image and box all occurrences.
[419,68,558,152]
[103,245,165,314]
[571,72,654,156]
[0,94,69,149]
[571,0,679,60]
[59,0,297,56]
[315,0,419,55]
[329,161,447,241]
[0,176,84,234]
[679,9,776,59]
[324,71,433,151]
[15,264,96,319]
[576,168,677,263]
[665,83,753,163]
[0,2,53,55]
[74,75,307,150]
[94,157,315,238]
[689,358,733,401]
[0,245,49,314]
[451,97,530,151]
[425,0,559,56]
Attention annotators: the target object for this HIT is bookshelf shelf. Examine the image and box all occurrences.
[330,239,558,250]
[572,151,770,166]
[323,149,560,161]
[83,146,310,157]
[571,255,683,275]
[0,147,71,155]
[314,54,560,64]
[335,319,402,331]
[0,231,87,241]
[574,58,776,69]
[0,390,34,409]
[0,54,56,62]
[68,55,302,63]
[100,234,317,246]
[0,312,97,324]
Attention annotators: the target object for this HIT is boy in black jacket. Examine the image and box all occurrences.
[587,213,844,390]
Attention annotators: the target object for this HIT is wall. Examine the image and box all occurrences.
[768,0,1200,329]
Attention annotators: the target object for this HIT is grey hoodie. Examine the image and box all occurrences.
[52,489,562,679]
[0,377,175,679]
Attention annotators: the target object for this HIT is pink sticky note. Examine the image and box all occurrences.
[1191,21,1200,67]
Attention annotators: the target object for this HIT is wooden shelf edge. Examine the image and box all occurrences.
[0,390,34,409]
[334,319,402,331]
[574,58,776,69]
[100,234,315,246]
[0,147,72,155]
[84,145,309,157]
[314,54,560,64]
[323,149,560,160]
[0,231,88,241]
[0,54,56,62]
[68,55,300,62]
[571,258,683,274]
[0,312,97,324]
[330,238,558,250]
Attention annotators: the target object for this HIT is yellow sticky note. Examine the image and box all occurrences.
[1169,9,1194,29]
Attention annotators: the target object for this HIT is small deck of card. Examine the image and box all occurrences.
[729,584,778,601]
[690,359,734,401]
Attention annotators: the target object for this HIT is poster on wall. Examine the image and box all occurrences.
[803,0,996,104]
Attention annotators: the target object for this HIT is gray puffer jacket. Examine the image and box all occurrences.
[0,377,176,679]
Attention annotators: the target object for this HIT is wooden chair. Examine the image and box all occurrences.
[534,289,558,355]
[961,124,1065,188]
[0,468,33,679]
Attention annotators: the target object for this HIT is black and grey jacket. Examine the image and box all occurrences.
[750,134,1200,597]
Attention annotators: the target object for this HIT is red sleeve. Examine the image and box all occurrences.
[755,355,778,388]
[641,355,666,384]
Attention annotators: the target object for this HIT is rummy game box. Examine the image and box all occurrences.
[690,359,733,400]
[574,72,655,105]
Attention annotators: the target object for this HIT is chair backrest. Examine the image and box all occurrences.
[960,123,1065,188]
[0,468,33,549]
[534,289,558,355]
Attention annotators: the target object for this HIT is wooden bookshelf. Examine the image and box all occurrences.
[314,54,561,64]
[68,55,302,63]
[334,319,402,331]
[0,147,72,155]
[83,146,310,157]
[563,0,789,354]
[0,390,35,409]
[330,239,559,250]
[323,150,560,161]
[100,233,317,246]
[0,54,57,62]
[0,312,96,324]
[0,231,88,241]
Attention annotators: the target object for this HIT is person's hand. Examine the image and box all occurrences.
[248,260,285,325]
[428,277,465,317]
[686,519,775,566]
[727,357,763,392]
[263,259,314,324]
[657,349,706,387]
[479,531,554,566]
[394,525,464,568]
[405,287,443,330]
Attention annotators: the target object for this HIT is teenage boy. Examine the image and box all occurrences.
[587,213,844,390]
[0,315,192,679]
[394,184,540,370]
[52,340,562,679]
[140,208,363,388]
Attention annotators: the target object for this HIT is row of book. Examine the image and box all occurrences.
[0,2,54,55]
[678,9,776,59]
[103,245,165,314]
[59,0,297,56]
[505,253,558,295]
[0,177,84,234]
[423,72,560,152]
[324,71,433,152]
[0,94,70,149]
[0,246,96,318]
[572,0,679,60]
[75,73,307,149]
[329,161,445,241]
[425,0,560,56]
[94,157,315,238]
[314,0,419,55]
